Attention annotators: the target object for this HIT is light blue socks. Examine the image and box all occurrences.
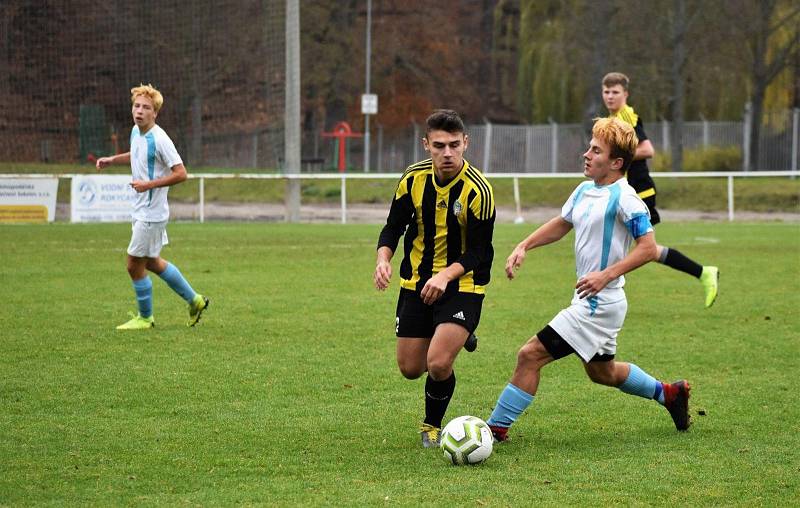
[487,383,534,428]
[618,363,665,404]
[132,276,153,318]
[488,365,665,430]
[157,262,197,303]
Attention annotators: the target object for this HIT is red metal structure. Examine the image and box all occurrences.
[321,121,363,172]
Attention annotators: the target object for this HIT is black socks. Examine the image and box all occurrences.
[424,372,456,428]
[662,247,703,278]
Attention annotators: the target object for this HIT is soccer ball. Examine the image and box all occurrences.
[440,415,493,465]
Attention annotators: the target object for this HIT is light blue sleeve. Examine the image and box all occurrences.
[625,212,653,238]
[619,188,653,238]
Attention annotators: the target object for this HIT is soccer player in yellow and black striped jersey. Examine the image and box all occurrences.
[374,109,496,448]
[603,72,719,308]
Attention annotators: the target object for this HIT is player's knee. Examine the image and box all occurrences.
[126,263,144,279]
[146,258,166,273]
[517,339,548,369]
[126,256,148,279]
[397,359,425,379]
[426,358,452,381]
[398,367,423,379]
[400,369,423,380]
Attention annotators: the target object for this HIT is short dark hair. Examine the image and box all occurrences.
[425,109,465,135]
[602,72,630,91]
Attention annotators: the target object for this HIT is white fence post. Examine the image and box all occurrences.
[743,102,752,172]
[524,125,534,172]
[377,123,383,173]
[701,114,709,148]
[483,119,492,173]
[727,175,734,222]
[549,119,558,173]
[792,108,799,176]
[199,176,205,223]
[340,174,347,224]
[252,132,258,168]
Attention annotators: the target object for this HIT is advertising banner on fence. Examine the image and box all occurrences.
[71,174,135,223]
[0,178,59,223]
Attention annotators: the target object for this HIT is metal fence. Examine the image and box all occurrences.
[294,108,800,174]
[142,108,800,173]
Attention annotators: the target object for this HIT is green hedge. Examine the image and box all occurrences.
[652,146,742,172]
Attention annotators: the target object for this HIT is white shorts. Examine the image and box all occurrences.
[127,219,169,258]
[548,288,628,362]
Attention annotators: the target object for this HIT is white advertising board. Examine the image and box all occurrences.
[71,174,136,223]
[0,178,58,223]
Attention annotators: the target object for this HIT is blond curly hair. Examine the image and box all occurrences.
[130,84,164,113]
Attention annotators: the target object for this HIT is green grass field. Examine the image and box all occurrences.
[1,222,799,506]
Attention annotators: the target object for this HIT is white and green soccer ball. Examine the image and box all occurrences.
[440,415,493,465]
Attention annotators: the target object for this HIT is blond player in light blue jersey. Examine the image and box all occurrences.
[96,84,208,330]
[487,117,691,443]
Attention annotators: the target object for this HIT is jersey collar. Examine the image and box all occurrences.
[432,159,467,191]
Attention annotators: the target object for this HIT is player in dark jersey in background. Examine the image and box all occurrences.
[374,109,496,447]
[603,72,719,308]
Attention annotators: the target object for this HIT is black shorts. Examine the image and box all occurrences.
[537,325,615,362]
[642,195,660,226]
[395,288,484,338]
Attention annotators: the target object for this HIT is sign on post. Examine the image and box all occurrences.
[361,94,378,115]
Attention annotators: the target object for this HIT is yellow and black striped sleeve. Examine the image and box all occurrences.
[457,166,496,276]
[376,166,419,253]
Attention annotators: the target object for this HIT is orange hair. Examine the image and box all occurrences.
[592,117,639,173]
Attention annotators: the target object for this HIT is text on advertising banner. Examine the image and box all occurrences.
[0,178,58,223]
[71,174,136,223]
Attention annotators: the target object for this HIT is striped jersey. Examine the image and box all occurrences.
[378,158,495,294]
[561,178,653,294]
[129,124,183,222]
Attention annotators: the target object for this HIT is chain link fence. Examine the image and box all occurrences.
[313,110,799,174]
[1,0,286,168]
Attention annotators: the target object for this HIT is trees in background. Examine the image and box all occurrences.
[0,0,797,167]
[724,0,800,170]
[495,0,798,168]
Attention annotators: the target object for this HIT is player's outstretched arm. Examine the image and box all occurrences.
[506,216,572,280]
[576,231,658,298]
[95,152,130,170]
